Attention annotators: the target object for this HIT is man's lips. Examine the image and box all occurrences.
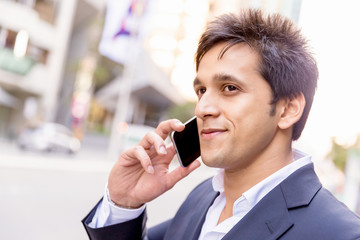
[200,128,227,139]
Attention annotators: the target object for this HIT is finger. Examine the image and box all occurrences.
[139,132,167,155]
[151,146,177,175]
[149,145,176,172]
[155,119,185,140]
[165,159,201,189]
[158,145,176,164]
[123,146,154,174]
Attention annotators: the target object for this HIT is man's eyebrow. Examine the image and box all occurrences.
[193,73,245,87]
[193,77,202,87]
[214,73,243,84]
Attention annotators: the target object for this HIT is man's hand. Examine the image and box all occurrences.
[108,119,201,208]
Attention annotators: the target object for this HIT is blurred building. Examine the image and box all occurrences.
[0,0,104,140]
[0,0,185,142]
[90,0,186,134]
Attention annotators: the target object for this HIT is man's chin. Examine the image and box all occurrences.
[200,154,222,168]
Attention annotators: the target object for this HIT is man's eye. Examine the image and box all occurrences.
[224,85,238,91]
[196,88,206,95]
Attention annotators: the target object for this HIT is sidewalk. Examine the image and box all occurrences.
[0,133,114,173]
[0,132,217,238]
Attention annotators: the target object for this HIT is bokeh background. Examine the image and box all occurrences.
[0,0,360,239]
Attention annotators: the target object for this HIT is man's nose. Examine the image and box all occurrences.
[195,91,220,119]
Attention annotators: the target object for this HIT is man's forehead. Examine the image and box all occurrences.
[196,43,260,69]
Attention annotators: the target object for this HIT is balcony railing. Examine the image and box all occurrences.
[0,48,35,75]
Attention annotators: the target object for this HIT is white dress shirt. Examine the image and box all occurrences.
[198,149,311,240]
[88,186,145,228]
[90,149,312,240]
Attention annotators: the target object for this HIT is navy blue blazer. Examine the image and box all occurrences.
[82,164,360,239]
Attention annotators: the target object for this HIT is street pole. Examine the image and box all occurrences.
[107,0,146,161]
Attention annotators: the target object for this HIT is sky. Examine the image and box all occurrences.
[295,0,360,159]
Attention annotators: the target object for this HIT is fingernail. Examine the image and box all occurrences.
[159,146,167,154]
[147,165,154,174]
[175,121,183,127]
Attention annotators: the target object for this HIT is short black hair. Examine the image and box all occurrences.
[195,9,318,140]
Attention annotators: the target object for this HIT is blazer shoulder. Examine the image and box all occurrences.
[279,164,360,239]
[314,187,360,229]
[288,184,360,239]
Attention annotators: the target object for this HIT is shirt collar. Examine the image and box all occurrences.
[212,169,225,192]
[211,149,312,212]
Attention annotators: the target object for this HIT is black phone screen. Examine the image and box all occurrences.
[171,117,201,167]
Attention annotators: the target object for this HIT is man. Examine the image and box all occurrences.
[83,9,360,239]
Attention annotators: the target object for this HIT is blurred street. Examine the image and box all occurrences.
[0,135,111,240]
[0,135,215,240]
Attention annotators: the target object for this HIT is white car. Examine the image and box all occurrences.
[17,123,81,154]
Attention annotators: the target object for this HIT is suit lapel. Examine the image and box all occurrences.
[279,163,322,209]
[222,163,321,240]
[163,180,219,240]
[187,190,219,240]
[223,186,293,240]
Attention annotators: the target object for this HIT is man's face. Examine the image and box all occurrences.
[194,43,281,171]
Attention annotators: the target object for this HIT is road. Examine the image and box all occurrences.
[0,137,215,240]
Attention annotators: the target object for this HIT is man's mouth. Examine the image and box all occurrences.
[200,128,227,139]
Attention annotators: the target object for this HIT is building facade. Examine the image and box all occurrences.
[0,0,103,140]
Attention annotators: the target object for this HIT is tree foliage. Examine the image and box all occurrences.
[327,135,360,172]
[167,101,196,123]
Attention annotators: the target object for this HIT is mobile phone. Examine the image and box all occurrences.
[170,116,201,167]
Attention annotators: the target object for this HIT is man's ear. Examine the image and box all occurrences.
[278,93,306,130]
